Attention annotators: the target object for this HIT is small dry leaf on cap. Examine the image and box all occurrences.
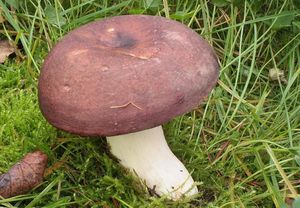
[0,40,15,63]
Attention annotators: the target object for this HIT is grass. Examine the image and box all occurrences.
[0,0,300,207]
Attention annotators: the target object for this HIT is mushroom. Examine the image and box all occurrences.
[38,15,219,200]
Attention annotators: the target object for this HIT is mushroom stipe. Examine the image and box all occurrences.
[38,15,219,200]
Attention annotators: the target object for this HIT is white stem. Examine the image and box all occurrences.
[107,126,198,200]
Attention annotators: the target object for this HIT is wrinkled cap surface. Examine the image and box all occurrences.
[38,15,219,136]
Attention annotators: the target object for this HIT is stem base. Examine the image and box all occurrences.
[107,126,198,200]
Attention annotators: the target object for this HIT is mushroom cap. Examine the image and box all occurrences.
[38,15,219,136]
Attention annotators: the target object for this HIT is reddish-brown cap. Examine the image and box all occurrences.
[38,15,219,136]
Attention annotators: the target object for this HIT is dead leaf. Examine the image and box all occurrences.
[0,7,5,23]
[0,151,48,198]
[269,68,288,84]
[0,40,15,63]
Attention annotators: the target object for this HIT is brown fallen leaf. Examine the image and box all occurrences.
[0,7,5,23]
[0,40,15,63]
[0,151,48,198]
